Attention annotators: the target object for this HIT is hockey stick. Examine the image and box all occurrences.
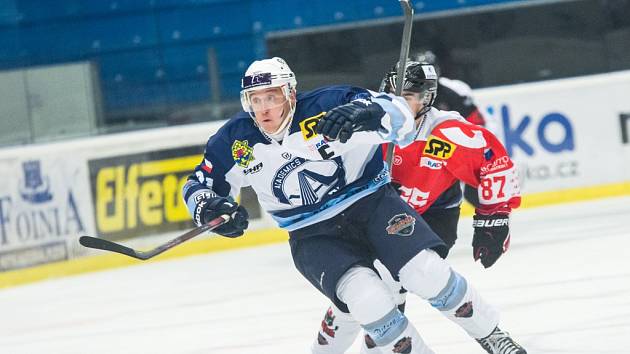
[79,214,231,260]
[385,0,415,169]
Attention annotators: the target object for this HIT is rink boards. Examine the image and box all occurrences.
[1,69,629,288]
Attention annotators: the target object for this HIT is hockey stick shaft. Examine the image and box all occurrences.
[385,0,415,169]
[79,214,231,260]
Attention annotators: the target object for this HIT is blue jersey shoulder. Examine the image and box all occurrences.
[296,85,370,114]
[290,85,371,133]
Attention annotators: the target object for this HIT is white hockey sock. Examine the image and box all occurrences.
[335,266,434,354]
[428,269,499,339]
[399,250,499,339]
[311,304,361,354]
[360,260,409,354]
[362,310,435,354]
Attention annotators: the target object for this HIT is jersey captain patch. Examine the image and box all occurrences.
[300,112,325,141]
[232,140,255,168]
[423,136,456,159]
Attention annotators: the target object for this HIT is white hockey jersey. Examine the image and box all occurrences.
[183,85,416,231]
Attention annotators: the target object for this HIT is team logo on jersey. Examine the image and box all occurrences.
[386,213,416,236]
[393,155,403,166]
[419,156,443,170]
[231,140,255,168]
[272,156,346,206]
[423,136,456,159]
[300,112,325,141]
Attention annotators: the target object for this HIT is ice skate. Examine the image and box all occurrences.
[476,326,527,354]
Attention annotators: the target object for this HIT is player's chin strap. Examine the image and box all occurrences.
[413,114,427,141]
[412,96,433,139]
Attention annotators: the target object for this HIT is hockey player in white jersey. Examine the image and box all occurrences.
[183,57,525,353]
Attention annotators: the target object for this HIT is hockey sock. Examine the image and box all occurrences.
[311,304,361,354]
[399,250,499,339]
[336,266,435,354]
[362,309,435,354]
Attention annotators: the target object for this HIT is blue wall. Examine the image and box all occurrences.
[0,0,523,113]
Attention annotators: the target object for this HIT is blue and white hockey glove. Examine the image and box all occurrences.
[472,213,510,268]
[193,193,249,238]
[315,99,385,143]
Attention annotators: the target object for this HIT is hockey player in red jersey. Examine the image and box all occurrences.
[382,61,521,262]
[413,49,492,208]
[311,61,524,354]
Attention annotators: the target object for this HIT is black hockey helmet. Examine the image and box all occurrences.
[379,60,438,116]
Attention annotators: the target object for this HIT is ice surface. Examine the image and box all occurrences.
[1,196,629,353]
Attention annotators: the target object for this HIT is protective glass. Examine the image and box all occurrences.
[247,89,287,112]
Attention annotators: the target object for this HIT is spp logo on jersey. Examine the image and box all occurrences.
[423,136,456,159]
[300,113,324,141]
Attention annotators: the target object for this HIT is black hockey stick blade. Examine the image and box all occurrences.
[79,214,231,260]
[386,0,415,169]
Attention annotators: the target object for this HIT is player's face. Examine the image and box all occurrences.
[249,87,291,133]
[402,91,425,116]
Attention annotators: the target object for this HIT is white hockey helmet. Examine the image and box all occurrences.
[240,57,297,114]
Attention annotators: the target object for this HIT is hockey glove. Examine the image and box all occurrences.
[315,100,385,143]
[194,193,249,237]
[472,213,511,268]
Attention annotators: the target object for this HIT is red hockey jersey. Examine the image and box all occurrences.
[386,108,521,215]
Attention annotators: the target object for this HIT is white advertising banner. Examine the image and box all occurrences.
[0,155,95,271]
[474,71,630,193]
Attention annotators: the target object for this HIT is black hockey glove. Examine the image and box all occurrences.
[472,213,511,268]
[193,193,249,238]
[315,99,385,143]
